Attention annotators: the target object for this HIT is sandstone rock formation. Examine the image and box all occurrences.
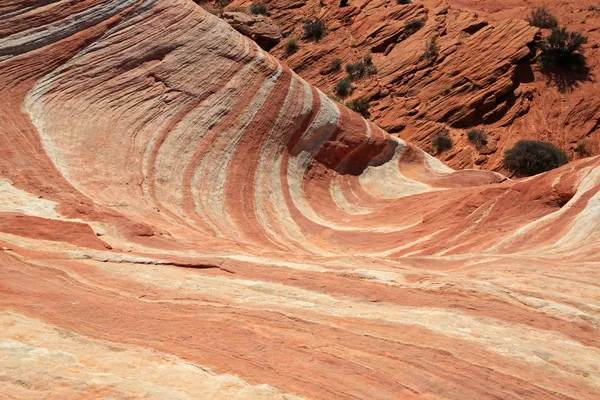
[223,11,283,50]
[1,0,600,399]
[226,0,600,173]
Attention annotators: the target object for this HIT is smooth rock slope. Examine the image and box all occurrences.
[1,0,600,399]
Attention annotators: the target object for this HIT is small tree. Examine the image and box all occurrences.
[467,128,488,149]
[526,6,558,29]
[334,78,353,97]
[539,27,588,69]
[432,133,452,154]
[346,98,370,118]
[250,2,268,15]
[303,18,326,42]
[503,140,568,176]
[284,39,299,56]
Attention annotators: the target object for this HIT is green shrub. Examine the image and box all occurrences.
[334,78,353,97]
[503,140,568,176]
[284,39,299,55]
[467,128,488,149]
[404,18,425,36]
[539,27,588,69]
[346,98,370,118]
[432,133,452,154]
[330,58,342,72]
[526,6,558,29]
[345,54,377,80]
[303,18,326,42]
[250,2,268,15]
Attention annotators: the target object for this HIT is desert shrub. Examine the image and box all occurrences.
[346,98,370,118]
[432,133,453,154]
[397,0,412,4]
[467,128,488,148]
[303,18,326,42]
[503,140,568,176]
[539,27,588,69]
[345,54,377,80]
[284,39,299,55]
[334,78,353,97]
[404,18,425,36]
[330,58,343,72]
[423,35,438,59]
[526,6,558,29]
[250,2,268,15]
[575,141,591,157]
[216,0,232,7]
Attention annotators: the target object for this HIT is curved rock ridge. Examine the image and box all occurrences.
[1,1,600,399]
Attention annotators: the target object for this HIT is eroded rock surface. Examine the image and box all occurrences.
[1,1,600,399]
[228,0,600,172]
[223,11,282,50]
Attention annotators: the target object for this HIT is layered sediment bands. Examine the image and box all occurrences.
[1,1,600,399]
[240,0,600,171]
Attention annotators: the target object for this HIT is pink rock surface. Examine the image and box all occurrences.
[1,1,600,399]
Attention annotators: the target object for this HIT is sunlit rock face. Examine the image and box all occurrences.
[1,1,600,399]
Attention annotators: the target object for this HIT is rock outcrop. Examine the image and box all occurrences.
[228,0,600,172]
[1,1,600,399]
[223,11,283,50]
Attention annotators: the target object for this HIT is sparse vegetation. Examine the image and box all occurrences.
[330,58,343,72]
[340,0,349,7]
[250,2,269,15]
[345,54,377,80]
[346,98,370,118]
[423,35,439,60]
[284,39,299,55]
[432,132,453,154]
[396,0,412,4]
[334,78,353,97]
[503,140,568,176]
[539,27,588,69]
[404,18,425,36]
[467,128,488,149]
[303,18,326,42]
[526,6,558,29]
[575,141,592,157]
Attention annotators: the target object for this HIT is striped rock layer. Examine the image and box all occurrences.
[1,1,600,399]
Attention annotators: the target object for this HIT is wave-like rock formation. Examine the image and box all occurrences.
[1,0,600,398]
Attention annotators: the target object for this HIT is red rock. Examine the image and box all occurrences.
[1,1,600,399]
